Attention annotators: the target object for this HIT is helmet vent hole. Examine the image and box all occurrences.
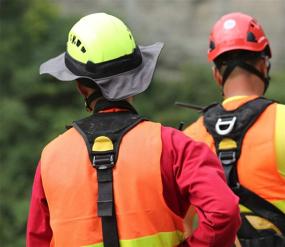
[81,47,86,53]
[209,41,215,50]
[250,20,258,28]
[76,39,81,47]
[247,32,257,43]
[72,35,76,44]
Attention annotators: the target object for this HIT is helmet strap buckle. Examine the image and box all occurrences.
[84,90,102,112]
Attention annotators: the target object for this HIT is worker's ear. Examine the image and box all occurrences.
[76,80,91,97]
[258,57,270,77]
[212,66,223,87]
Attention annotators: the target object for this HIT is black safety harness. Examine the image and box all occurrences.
[73,100,145,247]
[203,97,285,247]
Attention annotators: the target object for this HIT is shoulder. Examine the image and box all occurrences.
[42,127,81,155]
[276,103,285,113]
[183,116,212,143]
[161,125,193,143]
[161,126,198,158]
[161,125,214,156]
[160,126,224,179]
[138,120,161,129]
[266,102,285,121]
[275,103,285,179]
[275,103,285,126]
[184,116,204,134]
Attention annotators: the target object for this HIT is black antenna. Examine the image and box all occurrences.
[175,101,204,111]
[178,121,184,131]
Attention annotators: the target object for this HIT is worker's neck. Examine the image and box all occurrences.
[88,96,133,111]
[223,75,264,100]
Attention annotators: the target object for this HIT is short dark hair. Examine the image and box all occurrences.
[214,50,263,70]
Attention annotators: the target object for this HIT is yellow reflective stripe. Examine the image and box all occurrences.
[275,104,285,179]
[222,95,248,105]
[239,204,251,213]
[82,231,184,247]
[240,200,285,214]
[239,200,285,213]
[271,199,285,213]
[239,200,285,235]
[245,215,281,235]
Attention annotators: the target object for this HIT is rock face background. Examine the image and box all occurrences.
[53,0,285,70]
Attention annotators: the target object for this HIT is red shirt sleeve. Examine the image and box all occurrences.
[160,126,241,247]
[26,162,52,247]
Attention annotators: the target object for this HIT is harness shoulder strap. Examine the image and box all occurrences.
[203,97,273,186]
[73,101,145,247]
[234,185,285,235]
[203,97,285,236]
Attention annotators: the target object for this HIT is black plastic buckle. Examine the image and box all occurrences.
[92,152,115,170]
[219,150,236,165]
[232,182,240,192]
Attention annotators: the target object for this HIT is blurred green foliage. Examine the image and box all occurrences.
[135,64,222,128]
[136,62,285,129]
[0,0,81,245]
[0,0,284,246]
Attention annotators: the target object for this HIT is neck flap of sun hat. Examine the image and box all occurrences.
[39,13,164,101]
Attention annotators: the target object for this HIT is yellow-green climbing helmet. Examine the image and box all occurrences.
[67,13,136,64]
[39,12,164,100]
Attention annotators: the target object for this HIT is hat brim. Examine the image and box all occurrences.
[39,42,164,100]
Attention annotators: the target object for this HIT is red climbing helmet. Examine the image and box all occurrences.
[208,12,271,62]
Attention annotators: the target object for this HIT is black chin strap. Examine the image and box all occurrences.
[222,61,270,93]
[85,91,102,112]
